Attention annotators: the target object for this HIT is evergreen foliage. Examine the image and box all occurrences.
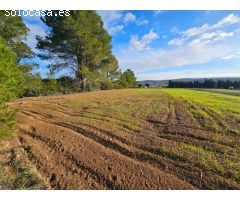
[118,69,138,88]
[37,11,120,91]
[0,11,33,60]
[168,79,240,89]
[0,38,25,138]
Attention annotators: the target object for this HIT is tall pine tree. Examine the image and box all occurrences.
[37,11,120,91]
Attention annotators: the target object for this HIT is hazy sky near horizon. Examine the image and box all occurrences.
[23,10,240,80]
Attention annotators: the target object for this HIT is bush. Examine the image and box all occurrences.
[21,73,43,97]
[57,76,77,94]
[100,80,114,90]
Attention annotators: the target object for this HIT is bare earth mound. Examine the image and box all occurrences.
[11,89,240,189]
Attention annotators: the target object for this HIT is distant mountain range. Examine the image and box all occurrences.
[140,77,240,87]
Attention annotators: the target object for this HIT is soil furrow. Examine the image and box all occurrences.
[20,110,236,189]
[16,110,195,188]
[18,128,121,189]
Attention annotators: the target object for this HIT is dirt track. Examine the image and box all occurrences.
[11,89,240,189]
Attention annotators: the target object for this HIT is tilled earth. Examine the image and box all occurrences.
[11,89,240,189]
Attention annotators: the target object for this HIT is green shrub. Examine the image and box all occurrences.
[0,37,25,138]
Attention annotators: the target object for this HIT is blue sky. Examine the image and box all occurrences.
[23,10,240,80]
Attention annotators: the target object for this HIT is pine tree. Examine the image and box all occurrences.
[37,11,120,91]
[118,69,138,88]
[0,11,32,60]
[0,37,25,138]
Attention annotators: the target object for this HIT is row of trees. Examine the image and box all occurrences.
[23,69,137,97]
[168,79,240,89]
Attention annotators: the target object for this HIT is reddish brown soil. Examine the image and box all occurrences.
[10,90,240,189]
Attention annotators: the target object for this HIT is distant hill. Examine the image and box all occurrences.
[139,77,240,87]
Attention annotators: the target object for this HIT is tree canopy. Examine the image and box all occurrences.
[37,10,120,91]
[0,11,33,60]
[118,69,138,88]
[0,37,26,138]
[168,79,240,89]
[0,38,25,102]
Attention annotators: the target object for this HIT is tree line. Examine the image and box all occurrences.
[168,79,240,89]
[22,69,138,97]
[0,10,138,137]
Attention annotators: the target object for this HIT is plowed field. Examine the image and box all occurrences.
[11,89,240,189]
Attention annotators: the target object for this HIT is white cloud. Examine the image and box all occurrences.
[180,24,210,38]
[25,22,46,52]
[98,11,148,35]
[201,32,217,40]
[129,29,159,51]
[168,38,185,46]
[98,11,149,35]
[180,13,240,38]
[170,26,179,34]
[97,11,124,35]
[124,12,136,24]
[212,13,240,29]
[222,55,236,60]
[124,12,148,26]
[97,11,123,26]
[108,25,124,35]
[137,68,240,81]
[136,19,149,26]
[168,13,240,47]
[187,31,234,46]
[212,31,234,41]
[117,32,240,74]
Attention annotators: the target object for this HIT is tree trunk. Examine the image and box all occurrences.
[76,69,86,91]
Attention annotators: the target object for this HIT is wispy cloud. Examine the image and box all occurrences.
[212,13,240,29]
[124,12,136,24]
[124,12,148,26]
[180,13,240,38]
[168,38,185,46]
[98,11,149,35]
[97,10,123,26]
[97,11,124,35]
[188,31,234,46]
[129,29,158,51]
[168,13,240,47]
[170,26,179,34]
[24,20,46,53]
[137,68,240,81]
[136,19,149,26]
[108,25,124,35]
[117,23,240,74]
[125,42,238,70]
